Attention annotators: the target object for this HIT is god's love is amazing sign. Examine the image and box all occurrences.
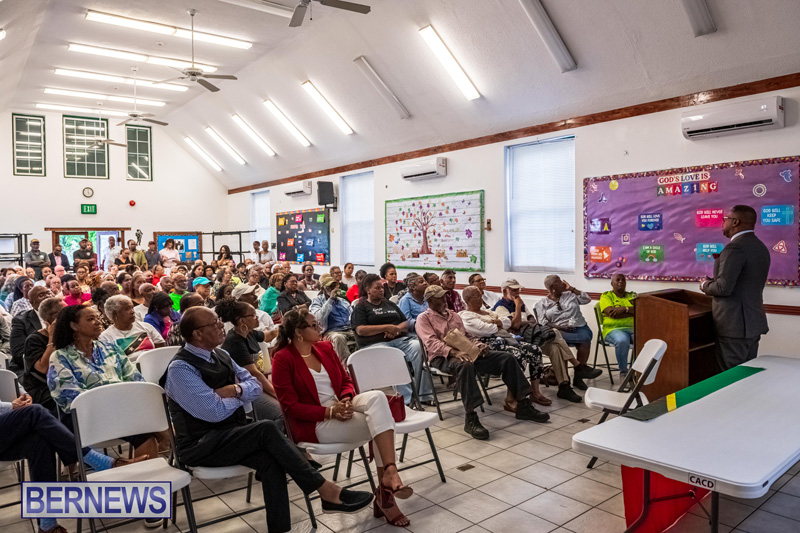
[23,482,171,519]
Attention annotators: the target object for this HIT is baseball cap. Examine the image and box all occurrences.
[501,278,523,290]
[148,240,156,245]
[423,285,447,301]
[192,277,211,287]
[319,274,337,288]
[31,239,40,244]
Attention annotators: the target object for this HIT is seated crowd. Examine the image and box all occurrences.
[0,236,630,533]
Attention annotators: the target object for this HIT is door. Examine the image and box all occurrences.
[55,231,89,264]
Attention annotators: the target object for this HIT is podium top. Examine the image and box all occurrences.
[636,289,711,318]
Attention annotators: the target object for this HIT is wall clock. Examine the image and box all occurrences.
[82,187,94,198]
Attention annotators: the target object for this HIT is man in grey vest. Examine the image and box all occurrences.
[701,205,770,370]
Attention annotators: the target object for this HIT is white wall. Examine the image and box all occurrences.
[0,110,228,260]
[229,87,800,357]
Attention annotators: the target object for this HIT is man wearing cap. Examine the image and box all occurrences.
[24,240,50,281]
[309,274,356,361]
[416,285,549,439]
[144,241,160,270]
[127,239,148,271]
[72,239,93,271]
[192,277,215,308]
[48,244,70,274]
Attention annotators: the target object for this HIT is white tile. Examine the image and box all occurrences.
[549,406,597,420]
[479,506,558,533]
[446,439,503,461]
[550,476,620,507]
[760,492,800,522]
[413,448,471,471]
[506,440,563,461]
[561,507,626,533]
[476,449,536,474]
[405,505,473,533]
[512,463,576,489]
[668,511,734,533]
[536,430,578,450]
[738,509,800,533]
[543,451,599,475]
[503,422,555,439]
[518,491,591,525]
[427,428,473,448]
[580,462,622,489]
[442,489,511,523]
[444,463,506,489]
[478,474,545,505]
[479,429,529,449]
[480,413,525,430]
[409,475,472,504]
[778,475,800,497]
[596,492,625,518]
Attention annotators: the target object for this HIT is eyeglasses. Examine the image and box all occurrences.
[723,216,739,222]
[197,319,223,330]
[300,322,321,331]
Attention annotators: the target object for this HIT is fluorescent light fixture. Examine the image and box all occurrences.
[263,100,311,147]
[206,127,246,165]
[78,125,105,131]
[418,25,480,100]
[185,137,222,171]
[301,81,354,135]
[35,103,128,117]
[231,115,276,156]
[131,162,150,179]
[86,10,252,49]
[680,0,717,37]
[517,0,577,73]
[0,29,6,41]
[67,134,102,140]
[55,68,188,92]
[353,56,410,120]
[44,88,165,107]
[68,43,217,72]
[18,132,42,136]
[216,0,294,19]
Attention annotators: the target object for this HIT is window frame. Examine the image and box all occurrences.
[125,124,153,182]
[12,113,46,177]
[251,190,272,246]
[340,171,375,267]
[62,115,110,180]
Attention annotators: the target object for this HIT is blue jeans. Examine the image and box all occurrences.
[604,328,633,373]
[559,324,593,346]
[375,336,433,404]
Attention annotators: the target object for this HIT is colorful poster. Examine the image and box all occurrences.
[155,233,201,262]
[385,190,484,271]
[584,156,800,285]
[275,208,330,265]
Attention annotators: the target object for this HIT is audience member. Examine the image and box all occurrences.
[249,240,262,263]
[10,286,52,370]
[217,245,233,263]
[416,285,548,440]
[74,263,90,293]
[164,307,372,533]
[599,273,636,376]
[48,244,71,272]
[341,262,356,288]
[143,269,155,285]
[231,283,276,333]
[534,275,593,368]
[91,286,114,330]
[188,264,205,292]
[469,273,499,309]
[128,239,148,270]
[45,274,62,297]
[63,280,91,307]
[159,275,174,295]
[134,283,158,321]
[397,274,428,332]
[380,262,405,299]
[440,269,465,312]
[144,241,160,269]
[117,272,134,300]
[213,267,234,293]
[422,272,440,287]
[9,276,35,317]
[309,274,355,361]
[101,236,121,271]
[277,273,312,314]
[345,270,367,302]
[22,296,65,413]
[350,274,432,405]
[259,240,275,264]
[170,273,189,311]
[273,309,412,527]
[99,295,165,361]
[35,266,52,287]
[193,277,214,308]
[114,248,133,267]
[216,283,234,303]
[144,292,181,342]
[152,264,166,286]
[179,293,205,314]
[24,239,50,280]
[159,239,180,270]
[329,265,343,285]
[244,267,266,300]
[298,262,320,291]
[260,273,284,315]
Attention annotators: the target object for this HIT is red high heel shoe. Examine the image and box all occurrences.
[373,485,410,527]
[383,462,413,499]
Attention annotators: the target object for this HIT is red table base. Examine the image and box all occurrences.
[622,466,710,532]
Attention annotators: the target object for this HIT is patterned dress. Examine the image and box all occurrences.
[479,336,545,381]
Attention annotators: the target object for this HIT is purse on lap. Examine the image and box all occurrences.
[443,329,486,362]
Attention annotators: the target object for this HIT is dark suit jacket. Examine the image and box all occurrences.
[49,253,70,271]
[10,309,43,368]
[701,232,770,338]
[272,341,355,444]
[276,290,312,314]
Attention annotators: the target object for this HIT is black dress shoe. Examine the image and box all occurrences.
[515,398,550,423]
[321,488,374,514]
[557,383,583,403]
[575,364,603,380]
[464,412,490,440]
[572,376,588,390]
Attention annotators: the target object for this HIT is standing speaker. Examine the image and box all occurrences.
[318,181,335,205]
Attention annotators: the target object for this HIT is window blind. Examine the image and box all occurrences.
[251,191,271,245]
[341,172,375,266]
[506,136,575,272]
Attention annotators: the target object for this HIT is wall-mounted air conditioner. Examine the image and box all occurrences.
[681,95,785,140]
[401,157,447,181]
[284,180,312,197]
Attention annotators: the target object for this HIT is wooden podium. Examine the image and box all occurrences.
[634,289,718,401]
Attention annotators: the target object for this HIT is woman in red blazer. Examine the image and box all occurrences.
[272,309,412,527]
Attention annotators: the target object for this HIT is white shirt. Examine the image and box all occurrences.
[482,291,500,309]
[459,309,511,337]
[341,275,357,289]
[134,303,148,322]
[730,230,754,241]
[159,248,181,269]
[99,321,164,362]
[102,245,122,271]
[259,250,275,264]
[310,364,337,407]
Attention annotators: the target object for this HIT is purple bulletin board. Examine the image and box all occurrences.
[584,156,799,286]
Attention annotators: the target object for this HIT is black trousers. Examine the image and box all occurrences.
[433,350,532,412]
[716,335,760,371]
[178,420,326,533]
[0,404,78,482]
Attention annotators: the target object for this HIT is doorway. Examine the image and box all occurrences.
[45,227,131,270]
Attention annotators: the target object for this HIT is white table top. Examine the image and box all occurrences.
[572,356,800,499]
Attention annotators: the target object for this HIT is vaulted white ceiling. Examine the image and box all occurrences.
[4,0,800,189]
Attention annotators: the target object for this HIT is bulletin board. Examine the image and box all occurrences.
[385,190,484,271]
[584,156,800,286]
[153,232,202,262]
[275,207,330,265]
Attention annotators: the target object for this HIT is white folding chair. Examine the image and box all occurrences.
[70,382,196,533]
[0,370,24,508]
[136,346,180,384]
[0,352,8,369]
[258,342,272,375]
[347,346,446,483]
[584,338,667,469]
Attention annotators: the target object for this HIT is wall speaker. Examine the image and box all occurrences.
[318,181,336,209]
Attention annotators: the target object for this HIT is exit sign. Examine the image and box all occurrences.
[81,204,97,215]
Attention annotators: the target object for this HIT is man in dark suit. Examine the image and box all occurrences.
[701,205,770,370]
[9,286,53,373]
[48,244,70,272]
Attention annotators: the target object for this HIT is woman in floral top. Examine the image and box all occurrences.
[47,304,167,459]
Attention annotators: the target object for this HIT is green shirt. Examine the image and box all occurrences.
[169,291,187,311]
[598,290,637,336]
[130,249,148,270]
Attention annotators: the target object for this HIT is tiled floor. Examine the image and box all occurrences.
[4,373,800,532]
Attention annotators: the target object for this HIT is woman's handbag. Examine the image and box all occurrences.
[386,393,406,422]
[443,329,486,361]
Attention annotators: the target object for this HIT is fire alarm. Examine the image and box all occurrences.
[129,200,136,206]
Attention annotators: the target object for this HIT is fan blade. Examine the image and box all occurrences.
[116,118,134,126]
[138,113,155,117]
[108,142,128,147]
[142,118,169,126]
[289,3,307,27]
[197,78,220,92]
[320,0,370,14]
[202,74,237,80]
[156,75,188,84]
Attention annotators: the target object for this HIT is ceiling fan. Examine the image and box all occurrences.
[87,103,126,150]
[118,66,169,127]
[290,0,370,28]
[158,9,237,92]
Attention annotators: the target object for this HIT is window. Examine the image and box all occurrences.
[63,116,109,179]
[340,172,374,266]
[12,114,45,176]
[126,125,152,181]
[252,191,271,245]
[505,136,575,272]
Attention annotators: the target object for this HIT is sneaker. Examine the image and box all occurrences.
[321,488,374,514]
[515,398,550,423]
[464,412,490,440]
[572,376,588,390]
[575,364,603,380]
[144,518,163,529]
[557,383,583,403]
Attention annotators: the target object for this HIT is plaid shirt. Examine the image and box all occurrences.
[47,340,144,413]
